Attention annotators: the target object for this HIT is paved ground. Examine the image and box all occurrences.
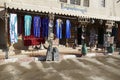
[0,55,120,80]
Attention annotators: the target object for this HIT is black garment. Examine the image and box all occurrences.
[98,27,104,45]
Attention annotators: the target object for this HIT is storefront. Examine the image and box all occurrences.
[0,1,120,58]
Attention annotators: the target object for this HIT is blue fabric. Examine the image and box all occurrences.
[10,13,18,44]
[33,16,41,37]
[56,19,62,39]
[66,19,71,39]
[112,27,117,37]
[24,15,32,36]
[42,17,49,37]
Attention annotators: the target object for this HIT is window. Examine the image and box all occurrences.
[60,0,67,3]
[100,0,105,7]
[83,0,89,7]
[70,0,81,5]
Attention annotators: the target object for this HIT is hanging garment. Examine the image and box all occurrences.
[10,13,18,44]
[33,16,41,37]
[42,17,49,38]
[66,19,71,39]
[89,28,97,47]
[112,26,118,37]
[56,19,63,39]
[24,15,32,36]
[112,26,118,42]
[24,35,45,46]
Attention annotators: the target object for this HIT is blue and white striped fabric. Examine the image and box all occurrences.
[10,13,18,44]
[33,16,41,37]
[24,15,32,36]
[66,19,71,39]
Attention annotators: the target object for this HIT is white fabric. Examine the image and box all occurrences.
[10,13,18,44]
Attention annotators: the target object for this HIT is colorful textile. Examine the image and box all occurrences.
[42,17,49,38]
[56,19,63,39]
[10,13,18,44]
[24,15,32,36]
[33,16,41,37]
[66,19,71,39]
[24,35,45,46]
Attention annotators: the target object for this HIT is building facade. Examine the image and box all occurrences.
[0,0,120,51]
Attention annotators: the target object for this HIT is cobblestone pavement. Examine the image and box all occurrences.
[0,55,120,80]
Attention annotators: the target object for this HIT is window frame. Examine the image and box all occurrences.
[101,0,105,7]
[83,0,89,7]
[59,0,67,3]
[70,0,81,5]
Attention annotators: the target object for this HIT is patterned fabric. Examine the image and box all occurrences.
[89,28,97,47]
[42,17,49,38]
[66,19,71,39]
[10,13,18,44]
[104,33,110,47]
[33,16,41,38]
[24,15,32,36]
[56,19,63,39]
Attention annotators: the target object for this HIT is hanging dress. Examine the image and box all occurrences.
[66,19,71,39]
[56,19,63,39]
[42,17,49,38]
[33,16,41,38]
[89,28,96,47]
[24,15,32,36]
[10,13,18,44]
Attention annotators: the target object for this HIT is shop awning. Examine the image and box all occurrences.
[5,2,120,21]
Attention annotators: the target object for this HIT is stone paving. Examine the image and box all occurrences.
[0,55,120,80]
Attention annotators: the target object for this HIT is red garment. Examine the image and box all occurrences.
[24,35,45,46]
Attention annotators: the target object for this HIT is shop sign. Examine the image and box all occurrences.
[61,3,87,14]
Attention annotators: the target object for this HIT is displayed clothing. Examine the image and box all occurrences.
[24,15,32,36]
[89,28,97,47]
[56,19,63,39]
[104,33,111,47]
[112,26,118,37]
[111,26,118,43]
[18,16,24,35]
[66,19,71,39]
[33,16,41,37]
[42,17,49,38]
[10,13,18,44]
[24,35,45,46]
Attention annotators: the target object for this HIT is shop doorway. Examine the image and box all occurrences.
[98,27,104,48]
[77,27,82,45]
[0,18,6,49]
